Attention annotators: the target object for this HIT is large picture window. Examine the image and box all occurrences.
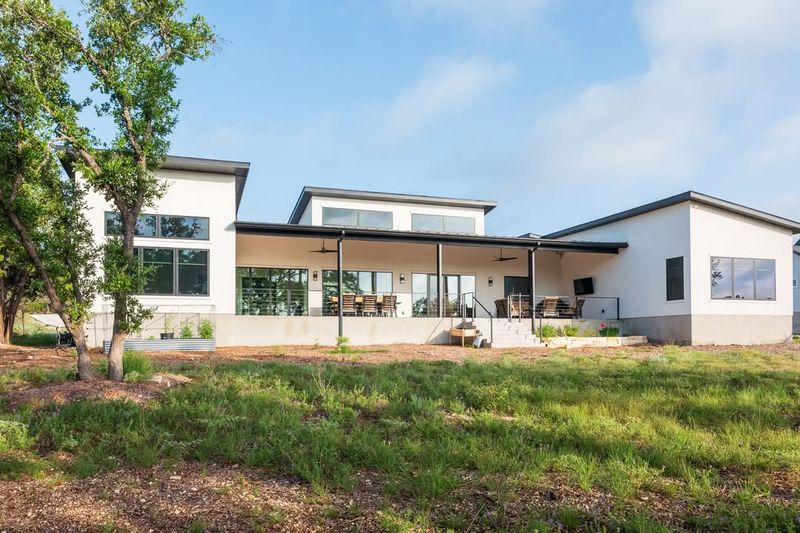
[236,267,308,315]
[135,247,209,296]
[105,212,209,240]
[411,214,475,234]
[666,256,684,301]
[711,257,775,300]
[322,270,392,315]
[321,207,393,229]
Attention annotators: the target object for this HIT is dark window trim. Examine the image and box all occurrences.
[710,256,776,301]
[105,211,210,241]
[134,246,210,296]
[321,207,394,230]
[666,256,685,302]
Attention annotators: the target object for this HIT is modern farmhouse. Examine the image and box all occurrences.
[79,155,800,348]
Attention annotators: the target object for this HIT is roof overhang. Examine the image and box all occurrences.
[544,191,800,239]
[235,221,627,254]
[287,186,498,224]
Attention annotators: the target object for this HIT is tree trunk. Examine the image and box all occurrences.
[1,269,28,344]
[107,210,136,381]
[3,208,93,380]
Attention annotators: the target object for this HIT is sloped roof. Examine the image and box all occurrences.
[544,191,800,238]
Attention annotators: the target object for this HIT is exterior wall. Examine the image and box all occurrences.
[554,203,692,342]
[235,234,564,318]
[688,204,794,344]
[84,168,238,315]
[299,196,487,234]
[794,248,800,333]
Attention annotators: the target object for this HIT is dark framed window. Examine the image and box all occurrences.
[410,214,475,234]
[321,207,393,229]
[236,267,308,315]
[322,270,392,315]
[105,212,157,237]
[105,212,209,240]
[711,256,775,301]
[666,256,684,301]
[135,247,209,296]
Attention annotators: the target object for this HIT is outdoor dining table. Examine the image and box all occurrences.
[328,294,397,315]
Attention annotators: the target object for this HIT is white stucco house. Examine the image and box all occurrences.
[794,238,800,334]
[80,155,800,347]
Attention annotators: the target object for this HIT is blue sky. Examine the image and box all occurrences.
[58,0,800,236]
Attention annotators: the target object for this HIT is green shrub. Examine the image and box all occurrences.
[122,350,154,382]
[333,336,351,354]
[11,332,57,347]
[562,325,579,337]
[180,322,194,339]
[197,319,214,339]
[599,325,620,337]
[538,324,559,339]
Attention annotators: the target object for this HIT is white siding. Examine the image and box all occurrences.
[689,204,793,318]
[85,168,238,314]
[304,196,486,235]
[554,203,692,319]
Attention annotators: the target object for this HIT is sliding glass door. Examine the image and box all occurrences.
[411,273,475,317]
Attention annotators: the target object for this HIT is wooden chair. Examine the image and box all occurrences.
[382,294,397,317]
[560,297,585,319]
[328,295,338,316]
[537,297,559,318]
[361,294,378,316]
[342,293,357,316]
[495,299,507,318]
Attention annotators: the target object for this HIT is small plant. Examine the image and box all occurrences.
[599,323,620,337]
[538,324,559,339]
[562,324,579,337]
[180,322,194,339]
[161,316,175,339]
[198,319,214,340]
[333,335,351,354]
[122,350,154,382]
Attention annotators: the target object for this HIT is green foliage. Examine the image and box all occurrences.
[538,324,559,338]
[180,322,194,339]
[600,325,620,337]
[333,335,351,353]
[562,324,579,337]
[4,347,800,528]
[11,332,57,346]
[122,350,153,381]
[197,319,214,340]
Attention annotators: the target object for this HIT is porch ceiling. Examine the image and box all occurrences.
[234,221,627,254]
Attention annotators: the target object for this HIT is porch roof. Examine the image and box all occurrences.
[234,221,628,254]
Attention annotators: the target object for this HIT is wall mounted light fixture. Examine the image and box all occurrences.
[488,276,494,287]
[399,273,406,284]
[312,271,318,281]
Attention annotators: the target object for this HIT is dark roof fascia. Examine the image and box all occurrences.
[235,221,627,254]
[544,191,800,239]
[287,186,498,224]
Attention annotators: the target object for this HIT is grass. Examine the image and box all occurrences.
[2,346,800,530]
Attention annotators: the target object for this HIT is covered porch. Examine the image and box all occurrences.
[233,222,627,345]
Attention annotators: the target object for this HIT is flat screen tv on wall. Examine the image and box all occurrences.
[573,277,594,296]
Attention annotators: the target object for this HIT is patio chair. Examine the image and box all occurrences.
[382,294,397,317]
[342,293,357,316]
[495,299,507,318]
[361,294,378,316]
[509,295,530,318]
[536,296,559,318]
[328,295,339,316]
[560,297,585,319]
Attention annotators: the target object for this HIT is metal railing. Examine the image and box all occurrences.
[459,291,494,345]
[236,288,308,316]
[498,294,620,321]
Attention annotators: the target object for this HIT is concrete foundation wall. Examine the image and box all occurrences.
[620,315,692,344]
[691,315,793,345]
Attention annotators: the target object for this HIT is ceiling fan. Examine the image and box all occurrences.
[309,238,333,253]
[492,248,518,262]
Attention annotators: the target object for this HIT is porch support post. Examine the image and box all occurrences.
[436,243,443,318]
[337,236,344,337]
[528,247,536,337]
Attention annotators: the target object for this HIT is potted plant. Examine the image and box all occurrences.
[161,316,175,340]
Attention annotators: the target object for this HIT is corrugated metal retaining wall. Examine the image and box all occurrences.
[102,338,216,353]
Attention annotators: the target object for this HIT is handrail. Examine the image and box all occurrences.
[459,292,493,346]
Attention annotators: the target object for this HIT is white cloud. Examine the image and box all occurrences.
[528,0,800,184]
[380,56,515,140]
[393,0,550,30]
